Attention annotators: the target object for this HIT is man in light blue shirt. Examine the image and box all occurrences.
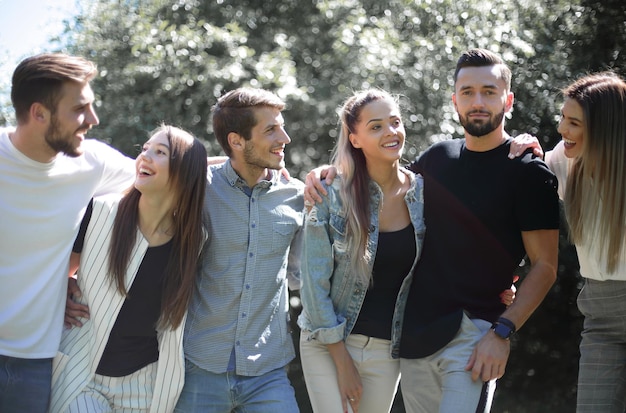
[175,88,304,413]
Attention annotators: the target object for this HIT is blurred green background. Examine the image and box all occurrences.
[2,0,625,411]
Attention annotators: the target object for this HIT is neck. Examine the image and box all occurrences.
[367,161,405,195]
[138,194,175,244]
[464,125,509,152]
[9,127,58,163]
[230,159,271,188]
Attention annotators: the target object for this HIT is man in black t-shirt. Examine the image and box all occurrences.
[394,49,559,413]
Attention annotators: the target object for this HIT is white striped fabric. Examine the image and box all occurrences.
[50,195,186,413]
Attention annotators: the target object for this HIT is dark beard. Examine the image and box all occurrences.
[45,116,82,157]
[459,109,505,137]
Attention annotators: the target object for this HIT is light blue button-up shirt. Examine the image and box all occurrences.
[183,160,304,376]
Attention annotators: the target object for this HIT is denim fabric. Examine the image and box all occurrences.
[0,355,52,413]
[297,170,425,344]
[174,359,299,413]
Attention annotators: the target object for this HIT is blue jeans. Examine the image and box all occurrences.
[174,359,299,413]
[0,355,52,413]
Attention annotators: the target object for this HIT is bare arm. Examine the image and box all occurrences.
[64,252,90,328]
[327,341,363,413]
[466,229,558,381]
[304,165,336,205]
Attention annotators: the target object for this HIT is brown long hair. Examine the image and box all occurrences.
[563,72,626,273]
[108,124,207,330]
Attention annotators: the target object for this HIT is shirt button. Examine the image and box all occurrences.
[242,313,247,317]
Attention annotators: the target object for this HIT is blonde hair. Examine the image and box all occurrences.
[331,89,399,285]
[564,72,626,273]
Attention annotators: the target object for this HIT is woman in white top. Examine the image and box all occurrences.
[512,72,626,412]
[50,125,207,413]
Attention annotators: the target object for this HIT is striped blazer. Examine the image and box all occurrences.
[50,195,187,413]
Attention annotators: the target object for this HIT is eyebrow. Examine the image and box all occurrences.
[561,110,583,123]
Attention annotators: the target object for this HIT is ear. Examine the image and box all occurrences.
[227,132,244,154]
[451,93,458,111]
[30,102,50,125]
[348,133,361,149]
[505,92,514,112]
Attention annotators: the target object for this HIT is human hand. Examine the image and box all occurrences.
[499,275,519,306]
[465,330,511,382]
[328,341,362,413]
[508,133,544,159]
[304,165,337,208]
[64,277,89,328]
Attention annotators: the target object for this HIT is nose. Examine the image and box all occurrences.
[86,106,99,126]
[279,128,291,144]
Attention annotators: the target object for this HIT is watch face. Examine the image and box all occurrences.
[493,323,513,339]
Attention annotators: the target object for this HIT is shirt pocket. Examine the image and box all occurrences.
[272,221,297,254]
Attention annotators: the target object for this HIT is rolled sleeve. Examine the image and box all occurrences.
[298,198,346,344]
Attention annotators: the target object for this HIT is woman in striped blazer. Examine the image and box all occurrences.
[50,124,207,413]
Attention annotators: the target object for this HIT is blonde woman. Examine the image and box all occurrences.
[298,89,426,413]
[512,72,626,412]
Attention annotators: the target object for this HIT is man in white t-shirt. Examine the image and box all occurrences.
[0,53,135,412]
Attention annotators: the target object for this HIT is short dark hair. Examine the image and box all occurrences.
[11,53,97,124]
[211,88,285,157]
[453,48,512,91]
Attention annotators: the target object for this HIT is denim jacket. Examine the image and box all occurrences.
[297,169,425,346]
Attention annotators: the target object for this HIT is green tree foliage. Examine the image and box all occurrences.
[58,1,625,411]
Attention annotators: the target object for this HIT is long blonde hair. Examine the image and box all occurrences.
[331,89,400,285]
[564,72,626,273]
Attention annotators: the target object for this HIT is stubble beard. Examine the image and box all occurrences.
[45,115,84,158]
[459,109,505,138]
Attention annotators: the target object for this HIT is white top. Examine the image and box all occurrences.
[50,196,187,413]
[0,129,135,358]
[546,140,626,281]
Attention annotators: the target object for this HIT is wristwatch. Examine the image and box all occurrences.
[491,317,516,340]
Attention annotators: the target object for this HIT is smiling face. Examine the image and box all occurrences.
[557,97,585,159]
[348,98,405,164]
[453,65,513,139]
[242,106,291,170]
[44,81,99,157]
[134,131,171,194]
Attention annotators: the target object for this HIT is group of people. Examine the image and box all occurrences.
[0,46,624,413]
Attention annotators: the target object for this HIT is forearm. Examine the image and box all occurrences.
[500,259,556,330]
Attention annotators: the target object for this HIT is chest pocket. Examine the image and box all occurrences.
[272,221,297,253]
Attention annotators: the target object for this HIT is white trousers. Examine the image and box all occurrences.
[66,361,157,413]
[300,333,400,413]
[400,314,496,413]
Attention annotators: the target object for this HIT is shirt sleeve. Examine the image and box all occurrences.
[516,157,560,231]
[299,183,347,344]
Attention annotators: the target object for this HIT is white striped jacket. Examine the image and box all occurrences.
[50,195,187,413]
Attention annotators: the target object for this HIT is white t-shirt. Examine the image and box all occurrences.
[546,140,626,281]
[0,129,135,358]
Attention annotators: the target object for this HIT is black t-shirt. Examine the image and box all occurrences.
[73,200,171,377]
[352,223,416,340]
[399,138,559,358]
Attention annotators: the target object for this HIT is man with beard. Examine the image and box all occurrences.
[0,53,134,412]
[393,49,560,412]
[174,88,304,413]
